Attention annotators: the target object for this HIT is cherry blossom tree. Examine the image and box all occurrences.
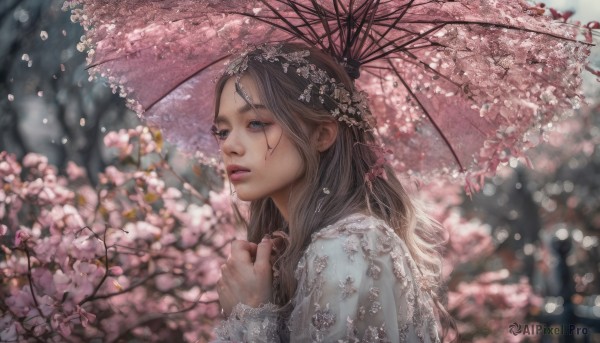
[1,128,239,342]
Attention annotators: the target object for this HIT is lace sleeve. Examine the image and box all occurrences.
[212,302,281,343]
[287,216,440,342]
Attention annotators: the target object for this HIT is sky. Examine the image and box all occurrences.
[541,0,600,23]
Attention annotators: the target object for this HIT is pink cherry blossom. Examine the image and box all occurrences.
[14,230,31,246]
[0,314,18,342]
[103,129,134,157]
[102,165,127,186]
[109,266,123,276]
[22,153,48,169]
[66,161,86,180]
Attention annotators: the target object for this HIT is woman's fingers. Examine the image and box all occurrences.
[221,238,273,281]
[254,238,273,275]
[229,240,253,263]
[247,243,258,261]
[217,237,274,310]
[219,263,228,278]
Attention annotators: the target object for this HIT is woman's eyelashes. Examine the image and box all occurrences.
[211,125,228,140]
[211,120,272,141]
[248,120,271,131]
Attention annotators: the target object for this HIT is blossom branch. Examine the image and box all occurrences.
[84,271,168,302]
[23,247,41,313]
[77,226,111,306]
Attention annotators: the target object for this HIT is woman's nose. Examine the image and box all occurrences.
[220,131,245,156]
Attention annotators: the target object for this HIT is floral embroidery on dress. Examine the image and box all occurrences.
[363,324,391,343]
[313,255,328,274]
[358,306,366,321]
[369,301,382,315]
[375,228,394,253]
[339,276,357,299]
[390,246,409,286]
[213,213,441,343]
[311,303,336,331]
[367,287,382,315]
[213,302,280,342]
[342,235,361,262]
[367,262,382,279]
[368,287,380,301]
[399,323,410,341]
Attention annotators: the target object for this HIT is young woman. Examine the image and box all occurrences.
[211,43,451,342]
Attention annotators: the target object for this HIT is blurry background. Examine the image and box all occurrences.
[0,0,599,342]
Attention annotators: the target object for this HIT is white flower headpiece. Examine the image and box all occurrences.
[224,44,376,131]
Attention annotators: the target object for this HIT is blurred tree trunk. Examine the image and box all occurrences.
[0,0,138,185]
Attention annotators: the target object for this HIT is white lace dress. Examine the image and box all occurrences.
[213,213,440,342]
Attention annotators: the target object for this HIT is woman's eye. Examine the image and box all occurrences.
[248,120,269,130]
[211,121,270,141]
[210,125,229,140]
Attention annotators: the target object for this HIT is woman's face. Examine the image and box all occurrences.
[214,76,305,203]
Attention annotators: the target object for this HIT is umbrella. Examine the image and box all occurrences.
[64,0,597,194]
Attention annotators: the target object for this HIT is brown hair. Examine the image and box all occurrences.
[214,43,457,340]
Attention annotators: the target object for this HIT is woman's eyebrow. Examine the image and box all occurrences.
[214,116,229,125]
[239,103,266,113]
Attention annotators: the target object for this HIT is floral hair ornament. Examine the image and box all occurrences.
[223,44,376,131]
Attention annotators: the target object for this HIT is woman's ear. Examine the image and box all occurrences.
[313,120,338,152]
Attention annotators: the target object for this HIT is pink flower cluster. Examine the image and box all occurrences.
[443,211,495,267]
[449,271,542,343]
[0,127,238,342]
[413,180,542,341]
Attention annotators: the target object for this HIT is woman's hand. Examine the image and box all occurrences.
[217,237,273,317]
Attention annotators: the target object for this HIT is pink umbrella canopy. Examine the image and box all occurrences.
[64,0,597,194]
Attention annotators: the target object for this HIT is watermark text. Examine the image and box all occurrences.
[509,322,589,336]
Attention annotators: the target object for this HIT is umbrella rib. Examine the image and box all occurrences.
[343,0,356,59]
[380,55,466,97]
[281,0,335,17]
[361,26,422,60]
[286,0,325,49]
[361,0,431,58]
[387,51,463,94]
[309,0,338,54]
[361,65,488,138]
[144,54,231,112]
[344,0,379,58]
[252,1,310,41]
[359,0,415,60]
[147,34,299,113]
[243,16,315,46]
[351,0,380,60]
[388,45,485,105]
[362,24,445,63]
[86,43,172,69]
[286,1,323,48]
[359,15,440,62]
[332,0,347,57]
[386,59,466,172]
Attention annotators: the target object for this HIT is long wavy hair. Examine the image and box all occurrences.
[214,43,456,341]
